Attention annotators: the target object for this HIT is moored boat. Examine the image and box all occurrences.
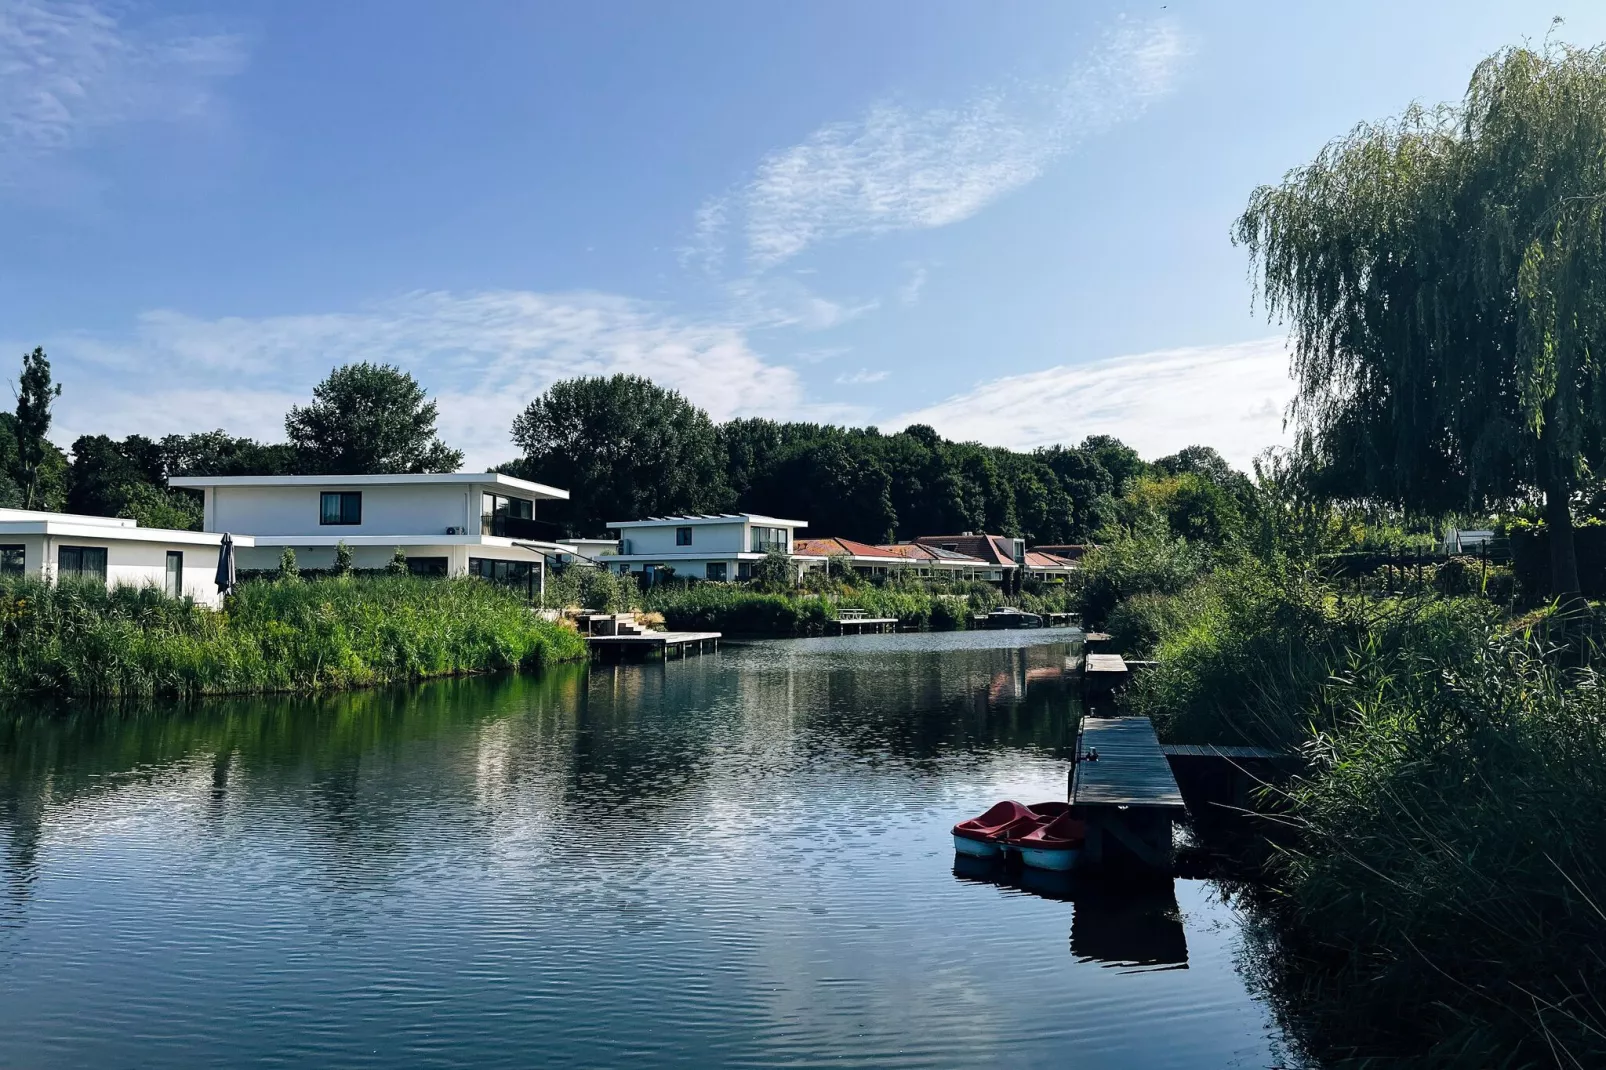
[1007,811,1088,871]
[952,800,1038,858]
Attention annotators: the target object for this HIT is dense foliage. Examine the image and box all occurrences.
[0,575,585,701]
[1236,43,1606,596]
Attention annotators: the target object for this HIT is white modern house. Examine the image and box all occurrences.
[604,513,810,582]
[0,508,253,608]
[170,473,574,594]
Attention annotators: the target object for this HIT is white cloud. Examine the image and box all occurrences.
[898,265,928,307]
[889,338,1295,470]
[694,17,1186,271]
[835,369,889,385]
[0,0,245,184]
[45,290,868,469]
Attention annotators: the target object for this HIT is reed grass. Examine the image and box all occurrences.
[0,574,587,702]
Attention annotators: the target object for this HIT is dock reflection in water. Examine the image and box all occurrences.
[952,855,1189,972]
[0,629,1292,1070]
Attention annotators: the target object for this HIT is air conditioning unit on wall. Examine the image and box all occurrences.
[446,526,463,535]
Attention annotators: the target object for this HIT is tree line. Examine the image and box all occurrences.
[3,350,1250,548]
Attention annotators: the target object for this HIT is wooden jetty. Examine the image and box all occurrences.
[1071,716,1187,872]
[1161,743,1296,812]
[829,609,899,635]
[1044,611,1078,627]
[1083,653,1130,698]
[1082,631,1114,652]
[587,631,721,661]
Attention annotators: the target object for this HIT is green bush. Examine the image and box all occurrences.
[1075,527,1206,629]
[0,574,586,701]
[1258,620,1606,1066]
[579,567,636,612]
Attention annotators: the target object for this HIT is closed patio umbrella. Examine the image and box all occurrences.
[215,533,236,596]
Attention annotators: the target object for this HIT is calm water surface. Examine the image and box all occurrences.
[1,630,1296,1068]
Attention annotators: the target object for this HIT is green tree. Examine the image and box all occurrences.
[278,547,300,581]
[509,375,728,536]
[162,431,297,477]
[1235,44,1606,597]
[286,363,463,475]
[387,547,408,575]
[11,347,62,510]
[334,541,354,576]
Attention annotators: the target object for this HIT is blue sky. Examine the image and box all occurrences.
[5,0,1605,470]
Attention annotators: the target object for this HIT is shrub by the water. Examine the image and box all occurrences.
[1250,619,1606,1067]
[0,574,586,701]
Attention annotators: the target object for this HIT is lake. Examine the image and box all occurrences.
[0,630,1298,1068]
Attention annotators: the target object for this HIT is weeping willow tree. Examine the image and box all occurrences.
[1236,43,1606,596]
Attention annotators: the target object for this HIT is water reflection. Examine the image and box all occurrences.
[0,631,1290,1069]
[952,855,1190,972]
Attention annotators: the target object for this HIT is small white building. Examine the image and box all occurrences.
[170,473,574,593]
[0,508,254,608]
[604,514,809,582]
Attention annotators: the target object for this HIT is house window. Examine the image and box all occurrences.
[320,491,362,525]
[676,526,693,546]
[58,546,108,582]
[481,493,534,536]
[165,551,183,598]
[737,561,752,582]
[751,526,787,553]
[0,545,23,576]
[407,556,449,577]
[706,562,727,581]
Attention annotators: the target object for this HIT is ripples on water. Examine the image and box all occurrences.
[0,629,1294,1068]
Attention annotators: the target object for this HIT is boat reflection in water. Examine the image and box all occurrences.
[953,854,1188,972]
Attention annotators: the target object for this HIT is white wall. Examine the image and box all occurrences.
[618,522,747,556]
[235,542,540,576]
[0,535,229,608]
[209,484,487,537]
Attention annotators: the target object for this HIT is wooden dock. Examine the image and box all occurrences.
[828,616,899,635]
[1162,743,1298,813]
[1082,631,1114,652]
[1071,717,1186,872]
[587,631,720,661]
[1083,653,1130,698]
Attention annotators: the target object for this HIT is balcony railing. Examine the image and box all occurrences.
[481,514,566,541]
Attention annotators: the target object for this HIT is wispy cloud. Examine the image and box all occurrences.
[835,369,889,385]
[890,339,1294,470]
[0,0,245,186]
[898,265,928,306]
[692,17,1186,271]
[43,290,869,469]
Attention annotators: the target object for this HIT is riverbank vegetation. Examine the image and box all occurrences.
[0,574,586,702]
[1065,42,1606,1067]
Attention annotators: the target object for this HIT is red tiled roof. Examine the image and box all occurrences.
[794,537,906,560]
[877,542,986,564]
[913,534,1019,567]
[1024,551,1078,569]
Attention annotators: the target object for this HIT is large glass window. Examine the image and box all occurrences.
[58,545,108,582]
[481,494,536,537]
[165,551,183,598]
[0,545,23,576]
[705,562,727,581]
[751,526,788,553]
[676,527,693,546]
[407,556,449,577]
[468,556,537,597]
[320,491,362,525]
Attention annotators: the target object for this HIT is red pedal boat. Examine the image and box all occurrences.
[1005,811,1088,872]
[951,800,1039,858]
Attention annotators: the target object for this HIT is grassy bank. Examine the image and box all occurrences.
[0,574,587,702]
[640,580,1074,637]
[1084,530,1606,1065]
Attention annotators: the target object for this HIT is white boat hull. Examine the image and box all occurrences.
[1017,845,1081,872]
[953,834,1002,859]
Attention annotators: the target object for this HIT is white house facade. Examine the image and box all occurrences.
[604,514,810,582]
[170,473,573,593]
[0,508,253,608]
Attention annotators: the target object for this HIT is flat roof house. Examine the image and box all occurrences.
[0,508,254,609]
[604,514,808,583]
[170,473,572,595]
